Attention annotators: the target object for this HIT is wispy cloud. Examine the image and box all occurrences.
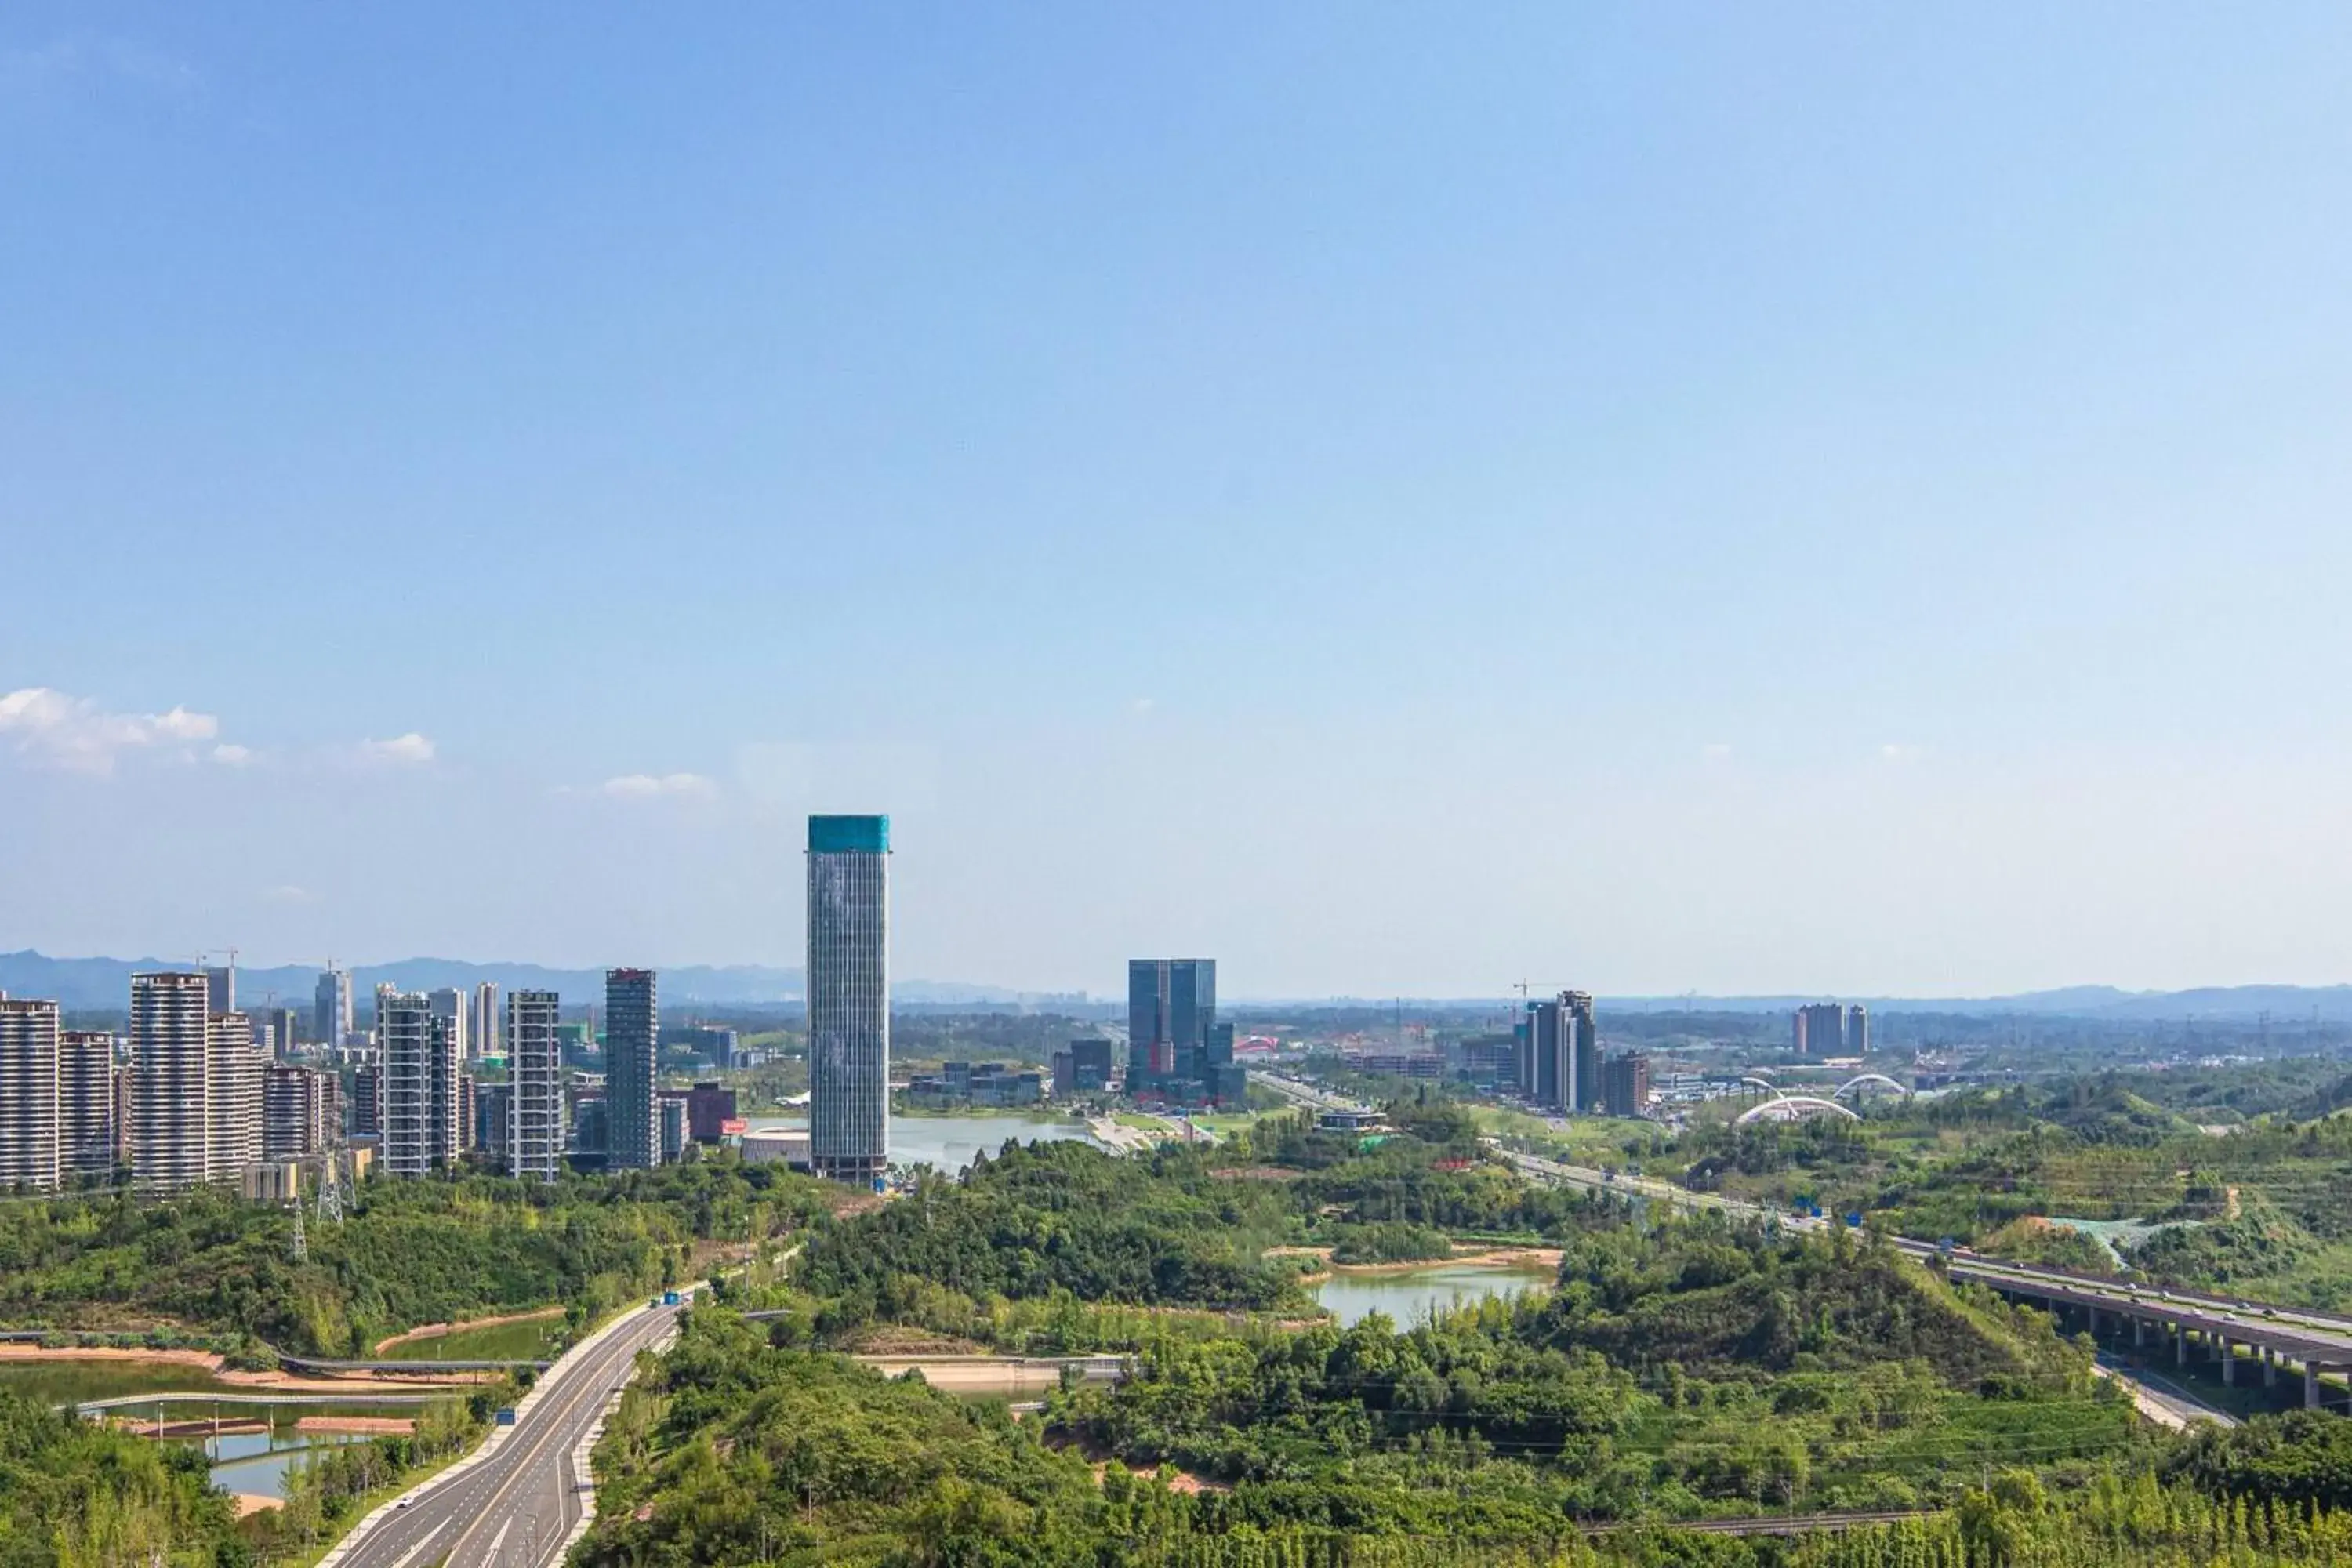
[601,772,718,800]
[260,884,316,906]
[1701,742,1733,763]
[0,687,220,775]
[356,733,436,767]
[2,34,200,103]
[1879,742,1926,764]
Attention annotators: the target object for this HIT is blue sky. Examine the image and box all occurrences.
[5,5,2352,997]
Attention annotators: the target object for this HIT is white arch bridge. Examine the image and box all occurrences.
[1733,1073,1910,1124]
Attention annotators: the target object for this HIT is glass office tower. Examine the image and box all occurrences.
[808,815,890,1184]
[604,968,660,1169]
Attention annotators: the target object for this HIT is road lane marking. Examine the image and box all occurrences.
[444,1316,669,1566]
[384,1519,449,1568]
[481,1519,513,1565]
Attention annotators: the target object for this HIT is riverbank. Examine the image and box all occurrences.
[0,1344,471,1393]
[1268,1244,1563,1283]
[372,1305,564,1356]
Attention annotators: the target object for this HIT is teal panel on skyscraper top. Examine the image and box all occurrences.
[808,815,890,853]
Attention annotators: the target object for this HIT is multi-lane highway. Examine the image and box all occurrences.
[320,1298,681,1568]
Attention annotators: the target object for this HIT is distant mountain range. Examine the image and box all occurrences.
[0,951,1034,1011]
[9,950,2350,1021]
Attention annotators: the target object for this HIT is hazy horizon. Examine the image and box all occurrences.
[10,8,2352,996]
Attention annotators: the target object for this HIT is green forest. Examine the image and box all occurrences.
[0,1160,831,1356]
[576,1111,2352,1566]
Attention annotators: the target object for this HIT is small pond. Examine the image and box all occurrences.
[1309,1262,1557,1329]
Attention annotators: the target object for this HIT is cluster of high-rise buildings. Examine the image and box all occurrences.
[0,811,898,1198]
[1124,958,1248,1106]
[0,965,682,1194]
[1792,1001,1869,1057]
[0,971,345,1195]
[1496,989,1649,1116]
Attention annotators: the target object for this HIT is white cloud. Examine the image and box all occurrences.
[260,884,316,905]
[1701,742,1733,763]
[1131,697,1156,714]
[211,743,254,767]
[601,772,718,800]
[0,687,220,775]
[357,733,436,767]
[1879,742,1926,764]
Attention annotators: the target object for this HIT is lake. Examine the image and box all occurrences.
[0,1359,448,1501]
[745,1112,1099,1174]
[1310,1261,1557,1328]
[0,1358,241,1406]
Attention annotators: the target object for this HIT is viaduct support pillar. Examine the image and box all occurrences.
[2134,1316,2147,1348]
[2308,1363,2322,1410]
[2222,1338,2235,1385]
[2266,1347,2278,1388]
[2177,1324,2189,1367]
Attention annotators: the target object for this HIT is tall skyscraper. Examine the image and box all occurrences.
[0,999,62,1190]
[808,814,889,1185]
[506,990,563,1181]
[208,1014,265,1183]
[1846,1004,1871,1057]
[132,973,212,1192]
[604,969,659,1170]
[314,968,354,1049]
[1526,990,1598,1114]
[205,964,236,1015]
[270,1006,302,1058]
[472,981,499,1060]
[378,992,463,1176]
[60,1032,117,1180]
[1127,959,1216,1090]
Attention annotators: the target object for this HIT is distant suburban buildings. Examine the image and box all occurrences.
[604,969,659,1171]
[1600,1051,1652,1118]
[684,1082,737,1143]
[1794,1001,1863,1057]
[506,989,564,1181]
[904,1060,1045,1109]
[1052,1037,1116,1096]
[808,814,891,1185]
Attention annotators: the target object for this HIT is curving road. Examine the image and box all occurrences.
[321,1299,681,1568]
